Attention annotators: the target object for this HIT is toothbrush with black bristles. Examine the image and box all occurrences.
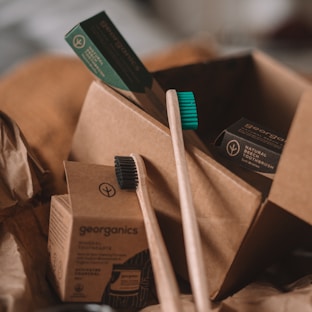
[166,89,212,312]
[114,153,183,312]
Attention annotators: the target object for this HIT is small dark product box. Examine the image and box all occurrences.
[215,118,286,178]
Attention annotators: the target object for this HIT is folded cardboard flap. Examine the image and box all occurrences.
[215,89,312,299]
[70,50,312,300]
[269,91,312,222]
[217,201,312,300]
[223,92,312,299]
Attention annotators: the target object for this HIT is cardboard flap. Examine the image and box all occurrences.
[64,161,140,219]
[269,91,312,224]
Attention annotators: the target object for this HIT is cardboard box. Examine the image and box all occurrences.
[47,161,152,309]
[69,50,312,300]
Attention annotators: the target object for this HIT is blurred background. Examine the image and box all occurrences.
[0,0,312,75]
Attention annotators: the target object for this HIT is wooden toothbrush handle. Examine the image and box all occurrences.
[131,153,182,312]
[166,90,211,312]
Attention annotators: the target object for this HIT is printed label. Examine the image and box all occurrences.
[215,117,286,176]
[109,265,142,294]
[102,250,152,309]
[65,11,152,92]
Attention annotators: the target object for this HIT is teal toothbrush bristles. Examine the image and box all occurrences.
[177,91,198,130]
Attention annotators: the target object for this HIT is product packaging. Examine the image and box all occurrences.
[214,117,286,179]
[65,11,166,125]
[47,161,152,309]
[70,50,312,300]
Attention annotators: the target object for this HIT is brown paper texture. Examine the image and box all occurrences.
[139,275,312,312]
[0,111,47,219]
[0,230,31,312]
[2,202,59,312]
[0,112,55,312]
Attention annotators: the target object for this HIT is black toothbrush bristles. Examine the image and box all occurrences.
[114,153,183,312]
[114,156,138,189]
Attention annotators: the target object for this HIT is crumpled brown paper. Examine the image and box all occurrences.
[0,229,31,312]
[0,111,47,217]
[138,274,312,312]
[0,112,56,312]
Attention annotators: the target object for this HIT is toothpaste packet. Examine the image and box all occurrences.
[214,117,286,179]
[65,11,166,125]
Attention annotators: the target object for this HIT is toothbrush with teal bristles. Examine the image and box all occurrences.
[166,89,212,312]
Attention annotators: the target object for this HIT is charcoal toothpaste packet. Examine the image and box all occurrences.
[214,117,286,178]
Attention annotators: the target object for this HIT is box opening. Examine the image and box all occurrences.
[154,51,308,199]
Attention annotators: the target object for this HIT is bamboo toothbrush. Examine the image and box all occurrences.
[114,154,183,312]
[166,89,212,312]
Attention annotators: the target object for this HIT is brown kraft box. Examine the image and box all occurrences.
[69,50,312,300]
[47,161,152,309]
